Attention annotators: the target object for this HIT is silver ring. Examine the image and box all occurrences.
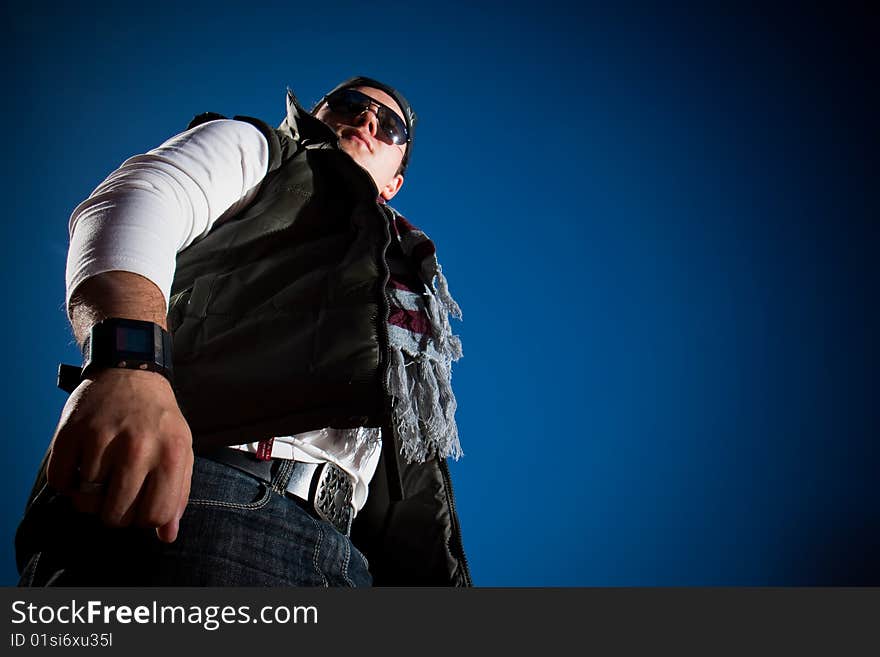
[77,481,106,495]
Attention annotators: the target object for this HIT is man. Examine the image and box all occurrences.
[16,77,471,586]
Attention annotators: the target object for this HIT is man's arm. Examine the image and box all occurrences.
[46,119,271,543]
[48,271,193,543]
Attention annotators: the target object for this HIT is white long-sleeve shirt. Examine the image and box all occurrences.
[66,119,381,513]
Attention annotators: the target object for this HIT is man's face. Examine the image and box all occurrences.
[314,86,407,201]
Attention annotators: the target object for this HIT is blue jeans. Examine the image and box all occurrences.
[17,456,372,587]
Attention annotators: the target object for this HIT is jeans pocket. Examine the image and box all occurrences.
[186,456,273,510]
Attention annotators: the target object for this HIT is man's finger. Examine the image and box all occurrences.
[157,454,194,544]
[100,459,149,527]
[46,428,83,494]
[156,452,193,543]
[155,517,179,544]
[135,466,180,530]
[71,487,106,515]
[178,455,194,520]
[76,433,113,487]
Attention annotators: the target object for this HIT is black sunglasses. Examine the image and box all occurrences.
[322,88,410,146]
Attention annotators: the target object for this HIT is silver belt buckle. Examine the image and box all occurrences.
[313,463,354,536]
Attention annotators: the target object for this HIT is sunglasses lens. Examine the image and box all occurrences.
[326,90,408,145]
[327,90,367,116]
[379,114,407,145]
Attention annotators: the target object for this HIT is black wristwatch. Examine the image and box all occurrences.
[57,318,173,393]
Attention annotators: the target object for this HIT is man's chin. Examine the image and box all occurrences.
[338,144,377,187]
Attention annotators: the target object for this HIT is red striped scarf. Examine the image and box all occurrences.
[384,208,463,462]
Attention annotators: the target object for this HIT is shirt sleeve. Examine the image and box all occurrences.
[65,119,270,312]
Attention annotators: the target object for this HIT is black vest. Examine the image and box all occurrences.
[171,110,390,448]
[171,106,472,586]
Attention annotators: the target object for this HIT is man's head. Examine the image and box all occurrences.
[313,77,416,201]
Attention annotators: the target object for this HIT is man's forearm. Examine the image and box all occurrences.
[68,271,168,345]
[55,269,193,544]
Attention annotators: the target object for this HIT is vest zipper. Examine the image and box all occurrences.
[439,457,473,586]
[376,206,403,501]
[376,206,393,375]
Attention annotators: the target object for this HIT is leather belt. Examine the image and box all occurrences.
[201,448,354,536]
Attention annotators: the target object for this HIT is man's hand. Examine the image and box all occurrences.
[46,367,194,543]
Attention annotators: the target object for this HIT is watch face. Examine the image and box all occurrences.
[84,319,170,380]
[114,325,152,355]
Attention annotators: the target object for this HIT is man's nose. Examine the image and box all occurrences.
[354,107,379,136]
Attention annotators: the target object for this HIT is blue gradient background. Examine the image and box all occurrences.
[1,2,876,586]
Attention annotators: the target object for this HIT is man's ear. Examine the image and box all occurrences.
[380,174,404,201]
